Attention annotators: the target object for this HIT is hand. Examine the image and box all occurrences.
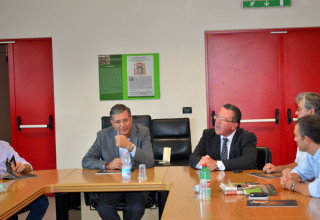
[282,168,292,176]
[263,163,277,173]
[106,158,123,170]
[200,155,211,165]
[14,161,26,173]
[115,135,132,150]
[280,173,295,189]
[201,155,217,171]
[280,172,301,189]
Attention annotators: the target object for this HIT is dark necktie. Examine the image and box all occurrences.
[221,138,228,160]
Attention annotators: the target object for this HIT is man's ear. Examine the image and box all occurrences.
[232,122,238,130]
[110,119,115,127]
[310,108,316,115]
[304,135,312,144]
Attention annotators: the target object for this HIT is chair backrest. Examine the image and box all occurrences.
[256,146,272,170]
[101,115,152,131]
[152,118,191,166]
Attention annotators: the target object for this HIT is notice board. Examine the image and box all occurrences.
[99,53,160,100]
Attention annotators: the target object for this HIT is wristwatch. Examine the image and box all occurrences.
[290,182,297,191]
[129,144,135,152]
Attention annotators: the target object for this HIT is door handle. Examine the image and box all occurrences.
[211,111,215,126]
[241,109,279,124]
[17,115,53,131]
[212,109,279,125]
[287,109,297,124]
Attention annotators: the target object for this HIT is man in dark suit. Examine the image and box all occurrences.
[82,104,154,220]
[190,104,257,171]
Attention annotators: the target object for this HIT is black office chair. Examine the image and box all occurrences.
[256,146,272,170]
[152,118,192,166]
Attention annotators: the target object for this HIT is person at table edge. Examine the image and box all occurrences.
[0,140,49,220]
[82,104,154,220]
[280,115,320,198]
[263,92,320,175]
[190,103,257,171]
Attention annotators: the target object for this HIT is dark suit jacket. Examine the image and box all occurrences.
[82,123,155,169]
[189,127,257,171]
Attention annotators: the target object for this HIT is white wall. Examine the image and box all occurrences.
[0,0,319,169]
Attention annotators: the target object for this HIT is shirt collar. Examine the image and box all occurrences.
[312,147,320,160]
[221,129,237,142]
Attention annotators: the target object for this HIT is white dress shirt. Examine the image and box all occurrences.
[196,130,236,170]
[216,130,236,170]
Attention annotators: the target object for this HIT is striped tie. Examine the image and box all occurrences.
[221,138,228,160]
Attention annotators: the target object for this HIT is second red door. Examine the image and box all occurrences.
[206,28,320,165]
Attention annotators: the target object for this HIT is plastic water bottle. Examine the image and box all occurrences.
[122,151,131,180]
[199,163,211,200]
[0,174,6,193]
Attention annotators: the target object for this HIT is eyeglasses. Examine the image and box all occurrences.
[296,107,303,112]
[214,115,235,123]
[112,118,130,126]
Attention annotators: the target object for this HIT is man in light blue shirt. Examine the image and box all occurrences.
[280,115,320,198]
[0,140,32,173]
[0,140,49,220]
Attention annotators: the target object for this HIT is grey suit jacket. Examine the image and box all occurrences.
[189,127,257,171]
[82,123,155,169]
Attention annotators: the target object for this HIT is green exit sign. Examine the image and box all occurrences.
[243,0,291,8]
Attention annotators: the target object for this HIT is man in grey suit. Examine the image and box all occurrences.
[190,104,257,171]
[82,104,154,220]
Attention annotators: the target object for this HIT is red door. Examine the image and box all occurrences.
[206,28,320,166]
[206,31,282,165]
[284,29,320,163]
[6,38,56,170]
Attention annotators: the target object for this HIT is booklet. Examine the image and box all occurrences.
[3,155,37,179]
[220,183,245,195]
[248,172,282,179]
[247,200,298,207]
[220,182,278,196]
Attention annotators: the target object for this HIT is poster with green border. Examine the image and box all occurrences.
[99,54,123,100]
[99,53,160,100]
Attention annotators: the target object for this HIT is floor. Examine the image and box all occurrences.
[18,194,159,220]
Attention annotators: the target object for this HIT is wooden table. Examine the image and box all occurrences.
[1,167,318,220]
[0,169,76,220]
[50,166,168,193]
[161,167,318,220]
[51,167,170,219]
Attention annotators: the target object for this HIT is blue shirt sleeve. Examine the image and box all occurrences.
[308,177,320,198]
[291,153,315,182]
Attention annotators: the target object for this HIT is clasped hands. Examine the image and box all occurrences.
[106,135,132,170]
[280,172,301,190]
[200,155,217,171]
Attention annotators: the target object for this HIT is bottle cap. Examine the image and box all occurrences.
[202,163,207,167]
